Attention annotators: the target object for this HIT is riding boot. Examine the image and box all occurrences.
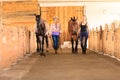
[82,47,86,54]
[81,44,84,54]
[84,47,87,54]
[82,48,84,54]
[83,42,87,54]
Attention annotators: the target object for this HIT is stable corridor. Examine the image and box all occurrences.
[0,49,120,80]
[1,0,120,80]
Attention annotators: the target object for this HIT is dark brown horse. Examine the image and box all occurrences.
[35,15,46,57]
[68,17,79,53]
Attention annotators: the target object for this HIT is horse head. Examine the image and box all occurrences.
[35,14,40,22]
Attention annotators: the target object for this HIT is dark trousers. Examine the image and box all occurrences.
[52,35,59,50]
[80,31,88,53]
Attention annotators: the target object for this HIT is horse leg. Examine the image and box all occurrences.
[38,36,42,55]
[37,42,41,52]
[42,36,46,57]
[38,36,45,57]
[71,37,74,53]
[75,37,78,53]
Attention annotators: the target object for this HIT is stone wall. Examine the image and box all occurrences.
[89,21,120,59]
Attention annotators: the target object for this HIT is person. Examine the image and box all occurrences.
[50,17,61,54]
[44,20,50,52]
[79,15,89,54]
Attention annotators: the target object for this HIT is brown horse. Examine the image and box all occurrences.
[68,17,79,53]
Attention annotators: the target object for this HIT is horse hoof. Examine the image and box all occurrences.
[39,53,42,56]
[83,53,86,55]
[55,51,58,54]
[40,53,46,57]
[76,52,78,53]
[75,50,78,53]
[82,52,86,54]
[72,51,75,54]
[43,53,46,57]
[37,49,39,52]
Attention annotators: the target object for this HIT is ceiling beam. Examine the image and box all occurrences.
[39,0,120,3]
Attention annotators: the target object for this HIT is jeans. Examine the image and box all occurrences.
[52,35,59,50]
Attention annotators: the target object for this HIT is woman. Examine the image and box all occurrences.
[50,17,61,54]
[79,15,89,54]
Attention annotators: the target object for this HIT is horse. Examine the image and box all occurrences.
[68,17,79,53]
[35,15,46,57]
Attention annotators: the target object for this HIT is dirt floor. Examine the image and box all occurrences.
[0,49,120,80]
